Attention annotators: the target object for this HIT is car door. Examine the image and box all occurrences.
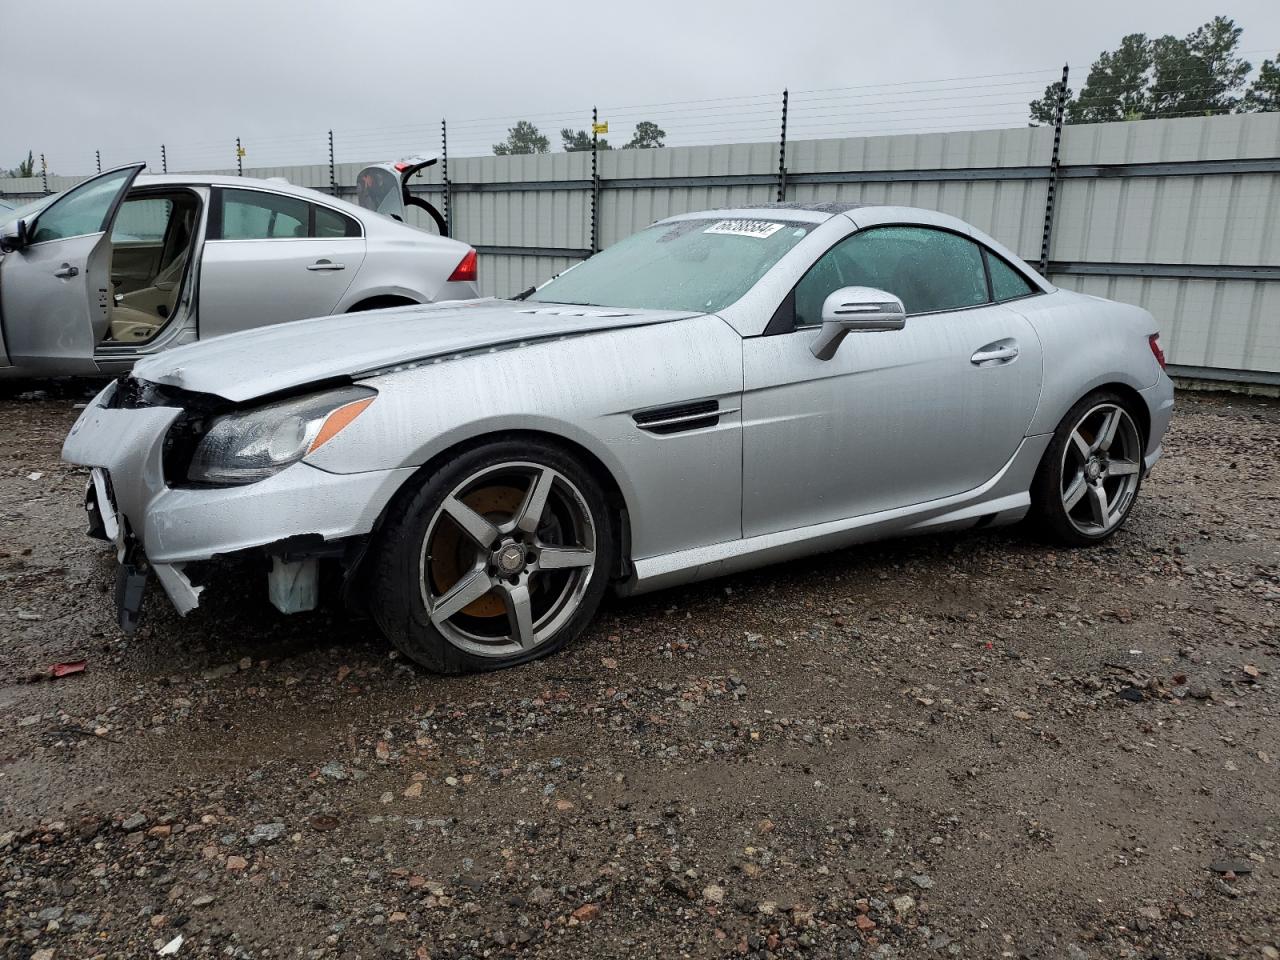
[198,186,366,339]
[0,163,145,373]
[741,225,1043,538]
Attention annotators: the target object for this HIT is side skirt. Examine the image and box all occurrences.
[621,434,1051,596]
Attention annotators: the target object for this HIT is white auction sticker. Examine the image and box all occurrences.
[704,219,785,239]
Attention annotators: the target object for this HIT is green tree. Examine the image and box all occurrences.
[1148,16,1250,116]
[623,121,666,149]
[492,121,550,156]
[560,128,611,151]
[1242,54,1280,111]
[1072,34,1155,121]
[8,150,35,178]
[1028,16,1256,124]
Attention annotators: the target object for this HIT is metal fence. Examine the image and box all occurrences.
[4,96,1279,383]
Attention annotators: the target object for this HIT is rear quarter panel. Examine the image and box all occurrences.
[1011,289,1164,437]
[305,314,745,561]
[336,221,478,308]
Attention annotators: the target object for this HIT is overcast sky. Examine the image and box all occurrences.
[6,0,1279,175]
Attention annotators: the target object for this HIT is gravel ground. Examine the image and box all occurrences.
[1,384,1278,960]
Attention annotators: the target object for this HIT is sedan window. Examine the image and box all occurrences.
[28,167,136,244]
[314,204,361,238]
[217,189,308,240]
[795,226,990,324]
[528,218,810,313]
[112,197,173,243]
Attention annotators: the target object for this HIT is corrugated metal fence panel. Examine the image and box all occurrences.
[1053,115,1280,268]
[787,127,1054,260]
[448,152,591,252]
[598,142,778,246]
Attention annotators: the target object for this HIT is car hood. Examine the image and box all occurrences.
[131,299,701,402]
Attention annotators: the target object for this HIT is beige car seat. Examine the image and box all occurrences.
[108,247,189,343]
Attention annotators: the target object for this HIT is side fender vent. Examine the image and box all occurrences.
[633,399,733,435]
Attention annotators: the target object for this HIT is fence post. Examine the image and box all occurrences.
[40,154,48,195]
[776,88,789,203]
[590,106,600,254]
[161,144,167,174]
[1038,63,1069,275]
[441,119,452,238]
[96,150,101,174]
[328,130,337,196]
[236,137,243,177]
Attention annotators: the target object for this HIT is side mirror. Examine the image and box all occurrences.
[0,218,27,252]
[809,286,906,361]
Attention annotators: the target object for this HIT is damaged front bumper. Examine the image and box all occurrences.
[63,380,414,629]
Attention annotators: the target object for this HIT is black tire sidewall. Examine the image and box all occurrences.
[1031,390,1146,547]
[371,438,615,673]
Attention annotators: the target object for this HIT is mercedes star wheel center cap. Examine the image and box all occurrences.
[497,544,525,574]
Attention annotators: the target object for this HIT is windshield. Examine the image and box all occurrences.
[528,217,810,313]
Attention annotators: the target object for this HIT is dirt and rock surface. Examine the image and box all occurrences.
[0,383,1278,960]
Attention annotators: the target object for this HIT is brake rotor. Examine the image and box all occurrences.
[428,485,523,618]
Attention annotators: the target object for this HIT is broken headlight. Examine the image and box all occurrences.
[187,385,376,485]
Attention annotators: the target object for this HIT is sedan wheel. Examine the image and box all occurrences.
[371,440,614,673]
[1031,391,1146,546]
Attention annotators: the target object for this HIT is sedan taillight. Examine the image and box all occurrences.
[1148,333,1167,370]
[448,248,477,283]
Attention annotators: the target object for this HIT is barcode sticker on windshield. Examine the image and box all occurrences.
[704,219,785,239]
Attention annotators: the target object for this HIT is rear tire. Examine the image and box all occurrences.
[1030,390,1146,547]
[370,438,615,673]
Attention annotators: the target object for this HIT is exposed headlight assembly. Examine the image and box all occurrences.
[187,385,376,485]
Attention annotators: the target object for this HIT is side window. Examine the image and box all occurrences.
[112,197,173,244]
[29,167,135,244]
[217,189,307,240]
[986,252,1037,301]
[313,204,360,238]
[794,226,990,324]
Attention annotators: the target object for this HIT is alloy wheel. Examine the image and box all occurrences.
[418,462,597,658]
[1059,402,1143,536]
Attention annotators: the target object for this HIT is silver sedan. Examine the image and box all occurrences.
[62,202,1174,672]
[0,163,477,378]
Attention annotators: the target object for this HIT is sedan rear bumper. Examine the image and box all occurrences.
[62,382,414,615]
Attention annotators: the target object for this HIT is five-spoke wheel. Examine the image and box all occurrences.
[371,439,614,673]
[1032,391,1146,545]
[421,462,597,657]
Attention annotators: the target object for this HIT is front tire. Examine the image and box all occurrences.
[1030,391,1146,546]
[370,439,615,673]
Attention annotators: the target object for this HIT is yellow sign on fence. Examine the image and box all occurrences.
[591,122,609,135]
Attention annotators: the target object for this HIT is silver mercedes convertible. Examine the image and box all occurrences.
[63,202,1174,673]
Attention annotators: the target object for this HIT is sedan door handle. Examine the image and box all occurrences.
[971,341,1019,366]
[53,263,80,279]
[306,259,345,271]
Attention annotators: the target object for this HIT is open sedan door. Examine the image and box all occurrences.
[0,163,145,374]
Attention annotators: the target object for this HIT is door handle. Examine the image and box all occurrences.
[54,263,80,279]
[971,341,1019,365]
[307,259,345,271]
